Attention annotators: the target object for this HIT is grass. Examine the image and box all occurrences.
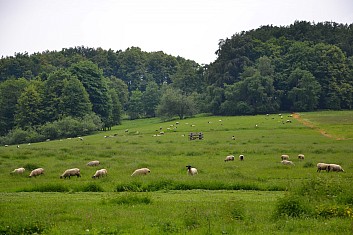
[1,111,353,234]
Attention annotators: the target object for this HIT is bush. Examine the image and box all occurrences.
[81,183,104,192]
[273,195,312,218]
[116,182,144,192]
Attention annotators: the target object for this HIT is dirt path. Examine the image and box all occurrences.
[292,113,342,140]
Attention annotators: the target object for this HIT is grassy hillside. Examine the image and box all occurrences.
[0,111,352,234]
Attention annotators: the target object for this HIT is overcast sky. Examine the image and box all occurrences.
[0,0,352,64]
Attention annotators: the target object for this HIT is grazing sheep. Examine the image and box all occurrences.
[328,164,344,172]
[60,168,81,179]
[11,167,25,174]
[92,169,108,178]
[186,165,198,176]
[281,154,290,160]
[224,155,235,162]
[131,168,151,176]
[317,163,330,172]
[87,160,100,166]
[281,160,295,166]
[29,168,44,177]
[298,154,305,160]
[239,155,244,161]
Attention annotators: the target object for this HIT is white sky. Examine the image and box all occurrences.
[0,0,352,64]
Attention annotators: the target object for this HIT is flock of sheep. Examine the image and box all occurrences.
[10,160,152,179]
[278,154,344,172]
[10,152,345,180]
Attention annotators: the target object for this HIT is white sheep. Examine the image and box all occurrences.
[11,167,25,174]
[60,168,81,179]
[317,163,330,172]
[92,169,108,178]
[29,168,44,177]
[186,165,198,176]
[224,155,235,162]
[328,164,344,172]
[298,154,305,160]
[87,160,100,166]
[281,160,295,166]
[131,168,151,176]
[239,155,244,161]
[281,154,290,160]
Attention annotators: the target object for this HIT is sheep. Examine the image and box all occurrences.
[92,169,108,178]
[281,160,295,166]
[328,164,344,172]
[186,165,198,176]
[60,168,81,179]
[11,167,25,174]
[239,155,244,161]
[281,154,290,160]
[87,160,100,166]
[224,155,235,162]
[131,168,151,176]
[298,154,305,160]
[317,163,330,172]
[29,168,44,177]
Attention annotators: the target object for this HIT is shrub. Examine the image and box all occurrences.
[273,195,312,218]
[315,205,353,218]
[81,183,104,192]
[116,182,143,192]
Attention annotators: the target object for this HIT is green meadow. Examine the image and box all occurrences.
[1,111,353,234]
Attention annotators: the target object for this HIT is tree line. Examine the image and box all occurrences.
[0,20,352,143]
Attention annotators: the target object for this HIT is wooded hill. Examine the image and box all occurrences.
[0,21,352,143]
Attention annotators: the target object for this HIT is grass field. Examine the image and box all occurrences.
[0,111,353,234]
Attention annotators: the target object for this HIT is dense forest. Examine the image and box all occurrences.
[1,21,353,144]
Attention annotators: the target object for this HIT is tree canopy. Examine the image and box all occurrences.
[0,20,352,143]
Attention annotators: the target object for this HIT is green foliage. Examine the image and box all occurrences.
[274,195,312,218]
[81,183,104,192]
[156,87,197,120]
[108,194,152,205]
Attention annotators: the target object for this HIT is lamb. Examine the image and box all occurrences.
[87,160,100,166]
[328,164,344,172]
[186,165,198,176]
[92,169,108,178]
[298,154,305,160]
[131,168,151,176]
[281,160,295,166]
[317,163,330,172]
[29,168,44,177]
[224,155,235,162]
[60,168,81,179]
[281,154,290,160]
[239,155,244,161]
[11,167,25,174]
